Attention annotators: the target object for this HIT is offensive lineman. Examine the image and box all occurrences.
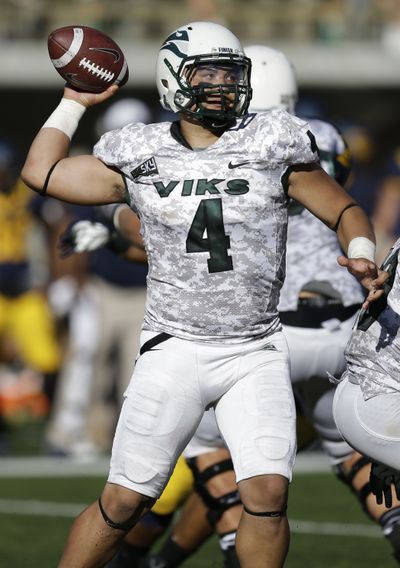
[247,44,400,563]
[22,21,385,568]
[334,238,400,512]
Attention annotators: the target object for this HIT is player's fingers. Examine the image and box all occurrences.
[362,287,385,310]
[337,255,349,267]
[395,482,400,502]
[373,269,389,287]
[384,484,393,508]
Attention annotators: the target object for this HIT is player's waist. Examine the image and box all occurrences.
[280,299,361,328]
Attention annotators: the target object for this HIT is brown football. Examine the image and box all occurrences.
[47,25,129,93]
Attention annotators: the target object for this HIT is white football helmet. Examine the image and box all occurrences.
[96,98,152,137]
[244,45,297,114]
[156,21,252,126]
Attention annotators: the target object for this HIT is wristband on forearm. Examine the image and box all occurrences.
[347,237,376,262]
[112,204,131,232]
[42,98,86,140]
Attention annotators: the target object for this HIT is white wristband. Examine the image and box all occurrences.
[113,204,131,232]
[42,99,86,140]
[347,237,376,262]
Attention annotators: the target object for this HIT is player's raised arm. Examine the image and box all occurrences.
[21,85,126,205]
[22,25,130,205]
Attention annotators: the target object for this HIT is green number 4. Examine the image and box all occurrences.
[186,198,233,273]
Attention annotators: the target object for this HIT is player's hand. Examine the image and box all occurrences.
[370,462,400,508]
[58,220,111,257]
[337,256,388,309]
[63,84,119,108]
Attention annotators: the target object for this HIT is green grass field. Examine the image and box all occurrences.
[0,462,396,568]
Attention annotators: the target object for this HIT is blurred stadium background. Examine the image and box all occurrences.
[1,1,400,566]
[2,0,400,157]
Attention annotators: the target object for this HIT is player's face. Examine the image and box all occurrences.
[189,64,245,110]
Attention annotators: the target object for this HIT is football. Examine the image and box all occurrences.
[47,25,129,93]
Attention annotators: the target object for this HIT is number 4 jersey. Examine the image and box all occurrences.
[94,110,319,342]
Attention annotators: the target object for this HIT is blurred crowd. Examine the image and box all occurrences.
[2,0,400,49]
[0,92,399,460]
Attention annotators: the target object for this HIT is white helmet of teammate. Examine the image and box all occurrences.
[156,21,252,126]
[245,45,297,114]
[96,98,152,137]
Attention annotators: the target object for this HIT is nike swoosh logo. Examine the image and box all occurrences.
[90,47,121,62]
[228,160,252,169]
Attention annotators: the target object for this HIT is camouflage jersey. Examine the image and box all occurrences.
[343,238,400,399]
[278,118,364,312]
[94,109,318,343]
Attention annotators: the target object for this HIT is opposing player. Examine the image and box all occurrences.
[22,21,384,568]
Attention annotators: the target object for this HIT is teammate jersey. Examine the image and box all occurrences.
[94,110,318,342]
[278,118,364,312]
[344,238,400,399]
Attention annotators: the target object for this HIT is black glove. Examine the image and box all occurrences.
[370,462,400,508]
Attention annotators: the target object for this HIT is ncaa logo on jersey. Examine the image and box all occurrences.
[131,157,159,179]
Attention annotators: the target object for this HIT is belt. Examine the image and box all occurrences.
[279,302,361,328]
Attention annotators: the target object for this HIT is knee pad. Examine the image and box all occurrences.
[187,457,242,525]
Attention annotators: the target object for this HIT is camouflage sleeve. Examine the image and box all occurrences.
[93,123,145,169]
[261,110,320,169]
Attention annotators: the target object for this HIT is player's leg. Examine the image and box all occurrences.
[59,332,205,568]
[60,484,155,567]
[181,410,242,566]
[299,376,400,563]
[108,455,194,567]
[186,448,242,567]
[333,376,400,563]
[10,290,61,406]
[143,409,240,568]
[46,285,101,455]
[215,331,296,568]
[142,490,213,568]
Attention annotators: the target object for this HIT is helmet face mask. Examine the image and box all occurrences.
[156,22,252,127]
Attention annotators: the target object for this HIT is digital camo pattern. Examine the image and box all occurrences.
[278,118,364,312]
[94,109,318,342]
[344,238,400,398]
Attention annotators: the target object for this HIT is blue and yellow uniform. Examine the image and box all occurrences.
[0,179,60,373]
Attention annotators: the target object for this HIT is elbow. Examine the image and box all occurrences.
[21,161,41,193]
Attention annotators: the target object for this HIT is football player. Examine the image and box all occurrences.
[22,21,385,568]
[0,138,61,410]
[334,237,400,517]
[246,44,400,564]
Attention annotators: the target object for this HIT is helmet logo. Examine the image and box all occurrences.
[212,47,235,53]
[160,30,189,58]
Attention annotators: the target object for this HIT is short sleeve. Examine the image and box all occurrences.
[275,111,319,167]
[93,122,147,167]
[258,110,319,194]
